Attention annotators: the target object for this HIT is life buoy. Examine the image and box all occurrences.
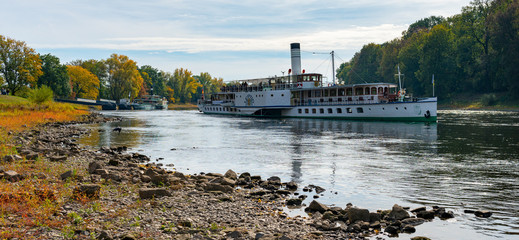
[297,83,302,88]
[424,110,431,118]
[314,81,319,87]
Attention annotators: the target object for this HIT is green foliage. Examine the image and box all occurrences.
[67,211,83,225]
[38,54,71,98]
[29,85,54,104]
[481,93,497,106]
[337,0,519,100]
[0,35,42,96]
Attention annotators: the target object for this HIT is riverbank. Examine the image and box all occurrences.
[168,103,198,110]
[1,115,449,240]
[438,92,519,111]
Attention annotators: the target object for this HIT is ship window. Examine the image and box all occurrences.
[305,109,309,113]
[346,88,353,96]
[365,87,370,95]
[355,88,363,95]
[338,89,345,96]
[328,108,333,113]
[320,109,324,114]
[347,108,352,113]
[404,107,407,110]
[382,108,385,110]
[281,94,284,97]
[330,89,336,96]
[312,109,316,114]
[298,109,302,114]
[396,107,398,110]
[271,94,274,97]
[324,90,329,97]
[357,107,364,113]
[337,108,342,113]
[371,87,377,94]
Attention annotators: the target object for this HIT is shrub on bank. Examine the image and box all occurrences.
[481,93,497,106]
[29,85,54,104]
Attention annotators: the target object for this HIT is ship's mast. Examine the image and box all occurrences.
[331,50,335,85]
[396,65,404,91]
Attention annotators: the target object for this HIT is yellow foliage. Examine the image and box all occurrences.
[0,35,42,95]
[105,54,143,101]
[66,65,99,100]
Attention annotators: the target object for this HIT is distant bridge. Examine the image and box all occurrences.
[55,98,117,110]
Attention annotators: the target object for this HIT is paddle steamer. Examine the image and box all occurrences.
[197,43,437,122]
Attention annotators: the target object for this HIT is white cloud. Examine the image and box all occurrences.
[32,24,405,53]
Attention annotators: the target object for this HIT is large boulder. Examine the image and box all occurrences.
[138,188,171,199]
[224,169,238,180]
[348,208,370,223]
[88,162,102,174]
[305,200,329,213]
[387,204,410,220]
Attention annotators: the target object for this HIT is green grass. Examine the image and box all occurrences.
[0,95,29,104]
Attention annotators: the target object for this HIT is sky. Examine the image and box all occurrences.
[1,0,472,82]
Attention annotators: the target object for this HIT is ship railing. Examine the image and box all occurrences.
[292,97,380,106]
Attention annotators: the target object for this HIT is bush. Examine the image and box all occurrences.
[481,93,497,106]
[29,85,54,104]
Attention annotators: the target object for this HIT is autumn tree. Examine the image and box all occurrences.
[167,68,201,103]
[38,54,70,98]
[0,35,42,95]
[70,59,108,99]
[138,65,166,97]
[67,65,99,99]
[105,54,143,103]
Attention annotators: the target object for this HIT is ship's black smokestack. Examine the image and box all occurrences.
[290,43,301,75]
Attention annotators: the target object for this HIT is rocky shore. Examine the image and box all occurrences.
[1,113,481,240]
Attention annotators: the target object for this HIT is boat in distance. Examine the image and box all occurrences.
[197,43,437,122]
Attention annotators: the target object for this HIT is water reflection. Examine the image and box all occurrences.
[78,117,146,149]
[77,110,519,239]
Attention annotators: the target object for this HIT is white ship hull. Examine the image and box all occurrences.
[198,95,437,122]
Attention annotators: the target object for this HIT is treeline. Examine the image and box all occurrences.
[0,35,224,103]
[336,0,519,101]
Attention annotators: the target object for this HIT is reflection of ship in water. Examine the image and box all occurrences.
[288,118,437,142]
[284,118,437,184]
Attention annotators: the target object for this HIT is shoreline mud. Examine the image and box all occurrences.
[1,113,472,239]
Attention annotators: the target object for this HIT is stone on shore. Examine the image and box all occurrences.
[348,207,370,223]
[305,200,329,213]
[224,169,238,180]
[88,161,102,174]
[203,183,234,193]
[387,204,410,220]
[49,155,67,162]
[138,188,171,199]
[3,170,23,182]
[73,184,101,199]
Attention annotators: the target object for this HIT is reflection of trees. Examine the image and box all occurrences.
[79,119,144,149]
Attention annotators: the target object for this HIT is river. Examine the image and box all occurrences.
[78,110,519,240]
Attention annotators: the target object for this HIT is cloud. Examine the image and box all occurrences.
[32,24,405,53]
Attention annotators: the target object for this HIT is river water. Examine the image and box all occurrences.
[78,110,519,239]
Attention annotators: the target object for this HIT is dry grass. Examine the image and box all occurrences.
[0,96,90,239]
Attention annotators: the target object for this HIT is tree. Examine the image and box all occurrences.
[38,54,71,98]
[0,35,42,95]
[347,43,383,84]
[67,65,99,99]
[403,16,446,39]
[70,59,108,99]
[488,0,519,98]
[167,68,201,103]
[138,65,166,97]
[105,54,143,103]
